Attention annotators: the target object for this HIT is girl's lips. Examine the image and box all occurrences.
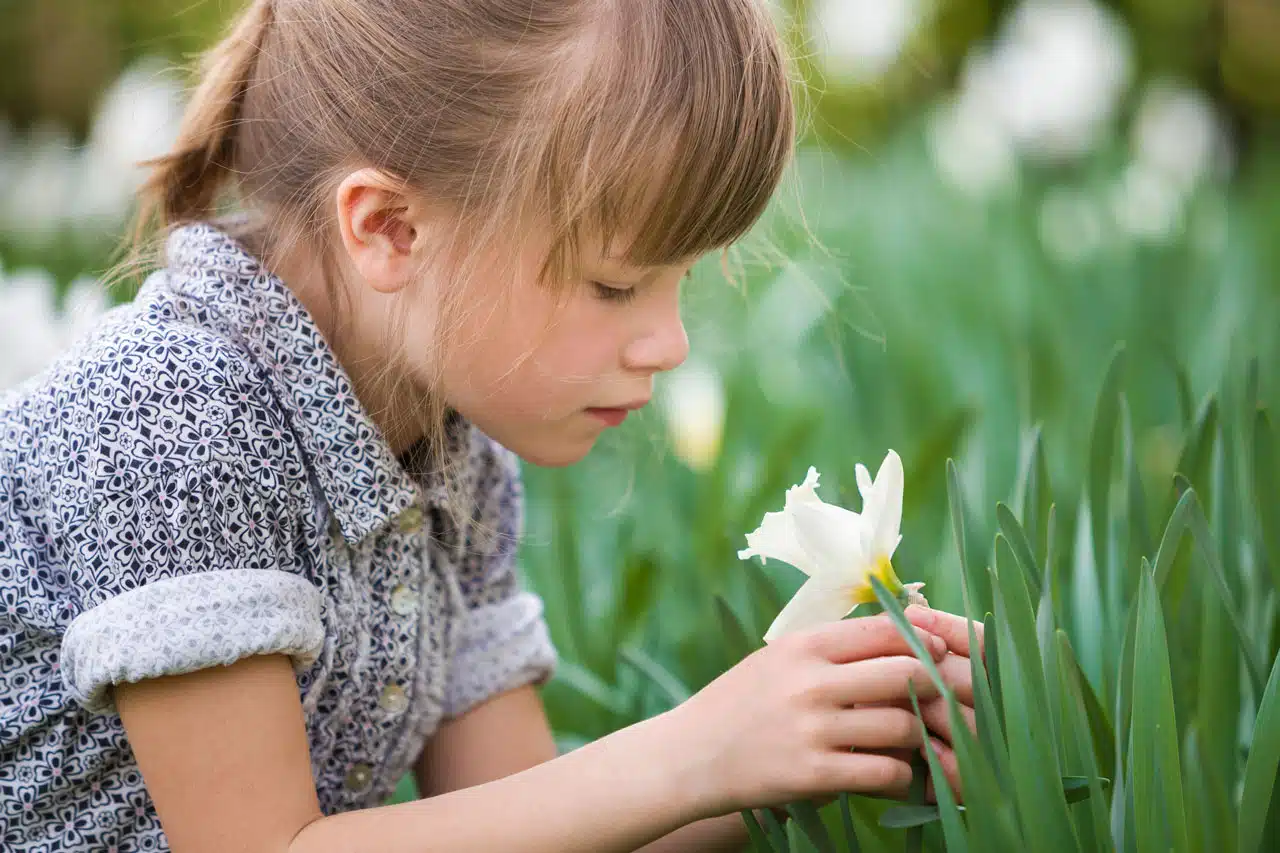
[586,408,630,427]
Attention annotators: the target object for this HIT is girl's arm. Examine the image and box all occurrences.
[416,685,750,851]
[118,614,965,853]
[119,655,710,853]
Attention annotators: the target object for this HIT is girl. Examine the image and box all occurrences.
[0,1,981,850]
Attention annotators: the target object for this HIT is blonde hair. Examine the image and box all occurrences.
[128,0,795,490]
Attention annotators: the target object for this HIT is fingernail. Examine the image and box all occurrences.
[930,634,946,657]
[930,737,949,757]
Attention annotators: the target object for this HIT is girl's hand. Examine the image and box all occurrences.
[876,606,987,800]
[663,613,952,817]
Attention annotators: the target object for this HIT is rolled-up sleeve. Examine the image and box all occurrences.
[62,461,325,713]
[444,441,557,718]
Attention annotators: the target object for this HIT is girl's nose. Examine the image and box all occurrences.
[622,310,690,375]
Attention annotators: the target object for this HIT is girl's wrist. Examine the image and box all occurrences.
[644,705,729,823]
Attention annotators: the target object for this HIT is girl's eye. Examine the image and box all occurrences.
[591,281,638,304]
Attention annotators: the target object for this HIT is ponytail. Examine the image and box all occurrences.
[131,0,273,242]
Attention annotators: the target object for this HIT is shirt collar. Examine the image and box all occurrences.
[161,220,471,542]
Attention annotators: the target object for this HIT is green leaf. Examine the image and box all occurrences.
[837,793,862,853]
[1131,567,1190,853]
[1238,649,1280,853]
[984,613,1002,725]
[997,503,1043,602]
[905,749,928,853]
[784,800,834,853]
[1056,634,1112,848]
[617,647,692,709]
[1152,487,1196,591]
[1181,487,1267,697]
[610,551,659,655]
[1088,344,1126,582]
[948,459,990,615]
[760,806,790,851]
[880,805,946,830]
[549,661,627,717]
[743,810,779,853]
[714,594,756,665]
[1252,410,1280,596]
[911,689,970,853]
[992,568,1080,853]
[1061,775,1111,804]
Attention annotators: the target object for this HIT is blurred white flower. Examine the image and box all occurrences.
[810,0,924,83]
[1131,80,1228,194]
[927,98,1019,197]
[660,361,726,473]
[1109,161,1183,242]
[0,268,108,390]
[75,58,184,226]
[740,450,921,643]
[930,0,1132,189]
[0,59,183,241]
[1039,186,1105,264]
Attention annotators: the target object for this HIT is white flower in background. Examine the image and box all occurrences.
[1109,161,1184,242]
[810,0,925,83]
[1039,186,1105,264]
[0,268,108,390]
[1131,81,1228,194]
[739,450,925,644]
[660,361,726,472]
[76,58,184,226]
[930,0,1132,189]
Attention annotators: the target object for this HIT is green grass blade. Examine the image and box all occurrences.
[1131,568,1190,853]
[997,502,1043,601]
[1152,488,1195,591]
[1238,649,1280,853]
[784,800,834,853]
[910,689,969,853]
[715,594,756,664]
[837,793,862,853]
[743,810,780,852]
[1056,632,1112,849]
[1181,488,1267,696]
[948,459,991,615]
[1088,344,1126,583]
[993,576,1080,853]
[1252,410,1280,596]
[617,647,692,708]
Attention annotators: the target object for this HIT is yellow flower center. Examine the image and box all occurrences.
[849,555,903,606]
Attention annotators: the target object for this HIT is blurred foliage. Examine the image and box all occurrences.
[4,0,1280,149]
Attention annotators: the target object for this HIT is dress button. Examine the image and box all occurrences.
[396,506,424,533]
[390,584,418,616]
[379,684,409,715]
[344,763,373,792]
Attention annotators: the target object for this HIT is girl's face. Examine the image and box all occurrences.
[399,233,695,467]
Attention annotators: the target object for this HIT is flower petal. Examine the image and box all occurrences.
[790,499,868,580]
[738,468,839,576]
[855,463,873,503]
[763,577,856,644]
[864,450,904,560]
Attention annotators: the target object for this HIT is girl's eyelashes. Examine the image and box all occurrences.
[590,280,638,304]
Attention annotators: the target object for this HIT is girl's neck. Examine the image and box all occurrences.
[248,225,429,456]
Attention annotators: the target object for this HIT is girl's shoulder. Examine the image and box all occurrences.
[0,261,305,532]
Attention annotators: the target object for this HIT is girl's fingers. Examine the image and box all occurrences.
[819,752,915,795]
[905,606,984,659]
[937,653,974,705]
[806,615,947,664]
[830,656,941,705]
[828,707,927,750]
[923,737,964,801]
[918,697,977,742]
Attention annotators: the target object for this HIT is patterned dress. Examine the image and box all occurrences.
[0,221,558,851]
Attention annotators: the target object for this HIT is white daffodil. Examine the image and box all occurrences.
[738,450,926,644]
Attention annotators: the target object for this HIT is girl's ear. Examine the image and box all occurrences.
[334,168,431,295]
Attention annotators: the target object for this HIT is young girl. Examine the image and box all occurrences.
[0,1,981,850]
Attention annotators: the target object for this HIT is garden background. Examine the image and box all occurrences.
[5,1,1280,850]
